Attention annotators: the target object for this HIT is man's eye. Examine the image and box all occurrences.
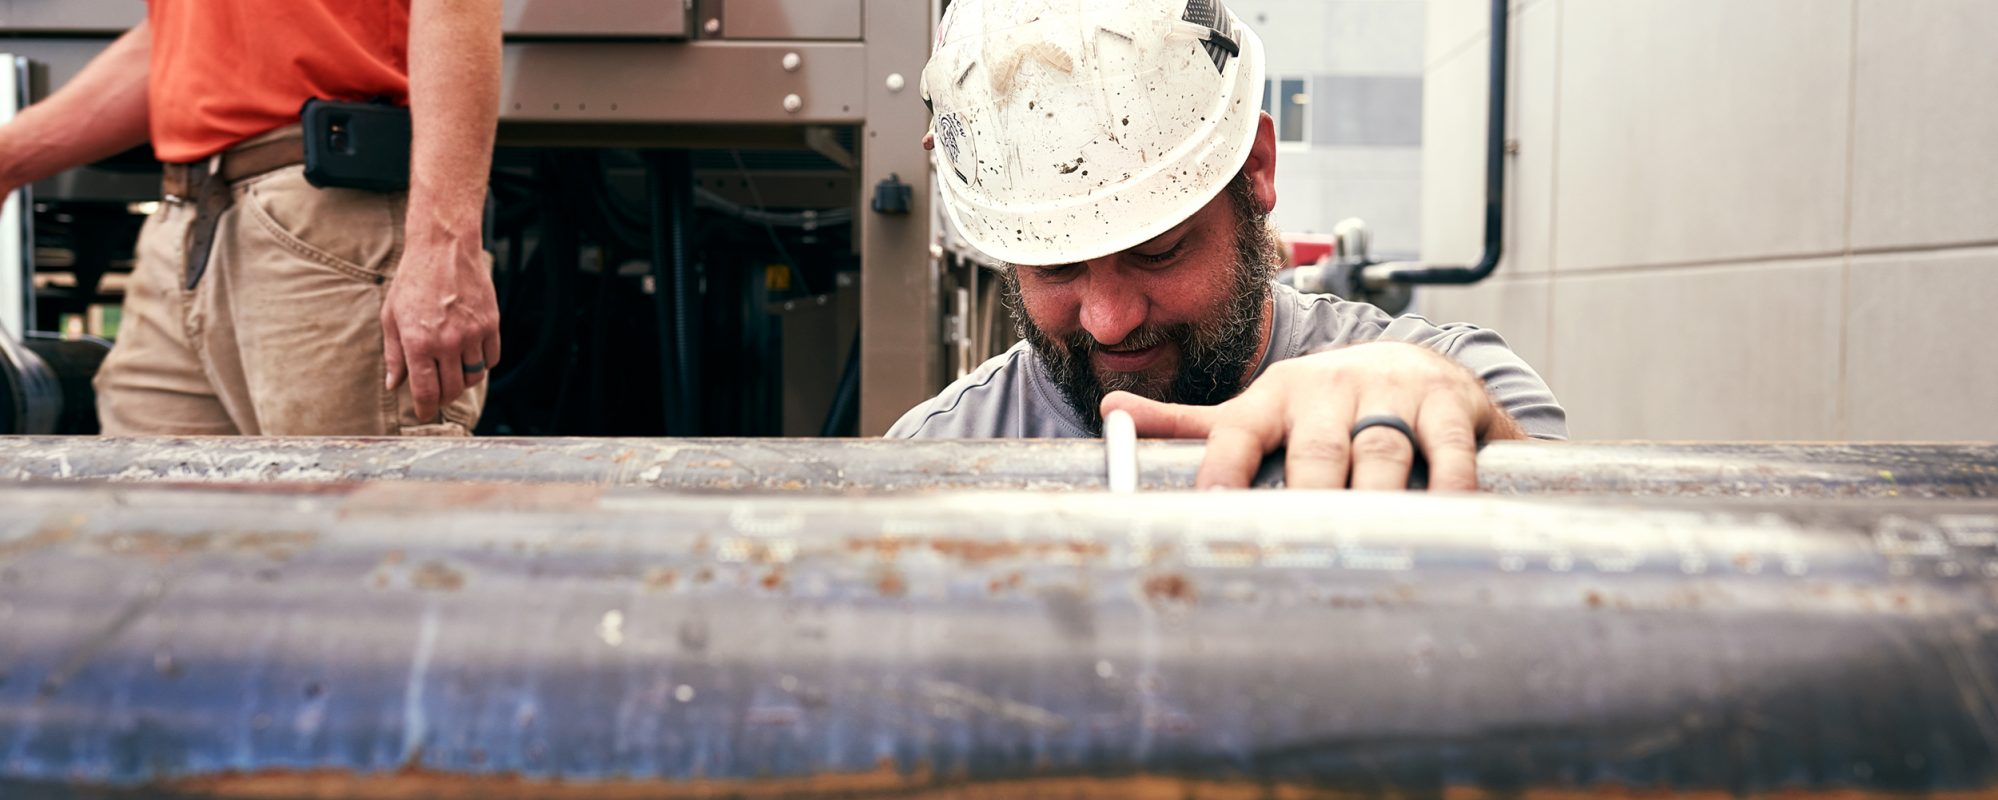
[1029,263,1079,279]
[1136,241,1185,265]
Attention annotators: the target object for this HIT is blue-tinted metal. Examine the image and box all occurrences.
[2,481,1997,796]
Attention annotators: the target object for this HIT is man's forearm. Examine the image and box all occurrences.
[0,23,151,192]
[404,0,501,252]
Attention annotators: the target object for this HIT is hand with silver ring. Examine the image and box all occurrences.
[1100,342,1530,491]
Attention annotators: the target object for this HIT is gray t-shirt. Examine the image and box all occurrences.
[887,282,1567,440]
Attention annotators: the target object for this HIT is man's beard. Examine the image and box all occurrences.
[1003,176,1283,434]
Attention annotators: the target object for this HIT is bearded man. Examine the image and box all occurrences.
[889,0,1565,491]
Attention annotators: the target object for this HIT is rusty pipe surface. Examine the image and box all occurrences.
[0,436,1994,498]
[4,481,1998,796]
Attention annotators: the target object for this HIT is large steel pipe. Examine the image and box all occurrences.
[0,437,1994,498]
[4,481,1998,796]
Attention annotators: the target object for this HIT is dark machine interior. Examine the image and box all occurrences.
[25,139,872,438]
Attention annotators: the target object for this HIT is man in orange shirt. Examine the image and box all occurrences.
[0,0,499,435]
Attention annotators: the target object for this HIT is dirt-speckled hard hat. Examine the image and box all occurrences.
[921,0,1266,266]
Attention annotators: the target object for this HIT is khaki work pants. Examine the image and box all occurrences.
[93,162,484,436]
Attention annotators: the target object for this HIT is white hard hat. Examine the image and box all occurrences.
[922,0,1266,266]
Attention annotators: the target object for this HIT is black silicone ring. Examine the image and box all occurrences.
[1350,413,1415,443]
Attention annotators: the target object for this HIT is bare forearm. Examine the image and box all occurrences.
[404,0,500,253]
[0,23,151,192]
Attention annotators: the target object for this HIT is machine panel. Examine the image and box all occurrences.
[0,0,141,33]
[501,41,867,125]
[505,0,692,39]
[718,0,864,41]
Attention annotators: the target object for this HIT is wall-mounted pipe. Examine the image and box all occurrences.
[1362,0,1509,288]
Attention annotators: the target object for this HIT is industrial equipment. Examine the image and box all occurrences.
[2,0,935,437]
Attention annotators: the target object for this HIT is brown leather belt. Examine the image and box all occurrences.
[161,135,306,290]
[160,136,305,200]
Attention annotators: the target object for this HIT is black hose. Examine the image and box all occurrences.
[495,229,523,320]
[585,241,614,435]
[667,153,698,434]
[727,149,816,296]
[646,151,698,435]
[489,161,575,398]
[819,330,862,438]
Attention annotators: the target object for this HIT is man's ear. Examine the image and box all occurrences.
[1242,112,1278,215]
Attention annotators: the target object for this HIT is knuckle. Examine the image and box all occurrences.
[1426,366,1469,391]
[1288,436,1350,464]
[1352,429,1415,463]
[1424,424,1478,452]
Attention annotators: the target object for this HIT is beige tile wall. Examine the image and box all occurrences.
[1424,0,1492,72]
[1844,247,1998,440]
[1849,0,1998,251]
[1552,0,1852,272]
[1418,35,1489,267]
[1414,0,1996,441]
[1502,0,1557,277]
[1550,260,1846,441]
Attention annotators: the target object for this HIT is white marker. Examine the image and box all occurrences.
[1105,409,1137,494]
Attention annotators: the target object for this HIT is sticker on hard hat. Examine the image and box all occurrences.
[935,111,974,184]
[1182,0,1241,74]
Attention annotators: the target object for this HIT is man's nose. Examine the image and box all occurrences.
[1076,267,1146,346]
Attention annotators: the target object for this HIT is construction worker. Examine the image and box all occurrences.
[0,0,499,435]
[891,0,1565,491]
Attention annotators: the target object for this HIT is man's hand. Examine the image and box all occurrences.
[382,221,498,422]
[1101,342,1527,491]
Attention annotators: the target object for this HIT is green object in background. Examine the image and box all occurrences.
[86,304,122,340]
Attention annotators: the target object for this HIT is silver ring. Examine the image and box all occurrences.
[462,360,488,375]
[1350,413,1414,443]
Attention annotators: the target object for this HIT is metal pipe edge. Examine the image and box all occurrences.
[0,437,1993,498]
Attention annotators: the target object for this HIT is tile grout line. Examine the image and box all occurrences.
[1427,1,1557,80]
[1547,238,1998,282]
[1424,29,1487,76]
[1544,0,1564,393]
[1835,0,1862,440]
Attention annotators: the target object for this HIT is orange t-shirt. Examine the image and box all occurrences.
[147,0,411,163]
